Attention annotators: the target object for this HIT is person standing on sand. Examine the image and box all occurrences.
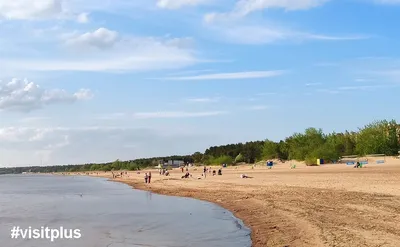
[144,173,148,183]
[203,166,207,178]
[148,172,152,183]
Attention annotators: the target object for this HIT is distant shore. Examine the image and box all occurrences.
[72,158,400,247]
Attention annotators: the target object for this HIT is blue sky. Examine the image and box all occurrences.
[1,0,400,166]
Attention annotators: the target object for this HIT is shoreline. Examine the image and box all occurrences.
[110,178,257,245]
[76,160,400,247]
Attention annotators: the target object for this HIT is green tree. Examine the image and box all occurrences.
[356,120,390,155]
[262,140,278,159]
[242,142,263,163]
[192,152,203,163]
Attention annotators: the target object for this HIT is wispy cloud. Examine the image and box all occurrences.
[256,92,277,96]
[132,111,228,119]
[156,0,209,9]
[233,0,330,15]
[338,85,398,91]
[155,70,286,80]
[167,69,216,76]
[247,105,269,111]
[185,97,220,103]
[372,0,400,5]
[206,24,369,45]
[317,89,340,94]
[204,0,329,22]
[204,0,368,45]
[1,34,200,73]
[19,117,51,123]
[314,62,340,67]
[355,78,373,82]
[317,84,399,94]
[95,113,127,120]
[305,83,322,86]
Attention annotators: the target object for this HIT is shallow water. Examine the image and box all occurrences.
[0,175,251,247]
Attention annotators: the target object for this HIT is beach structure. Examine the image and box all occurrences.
[366,154,386,164]
[341,154,387,165]
[159,160,185,168]
[340,155,359,165]
[317,159,324,165]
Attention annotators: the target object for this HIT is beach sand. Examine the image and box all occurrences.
[84,158,400,247]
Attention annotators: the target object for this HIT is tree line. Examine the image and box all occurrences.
[1,120,399,174]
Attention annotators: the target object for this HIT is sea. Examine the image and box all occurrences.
[0,175,251,247]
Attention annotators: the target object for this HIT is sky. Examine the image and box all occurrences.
[1,0,400,167]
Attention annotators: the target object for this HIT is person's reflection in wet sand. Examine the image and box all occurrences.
[146,191,152,201]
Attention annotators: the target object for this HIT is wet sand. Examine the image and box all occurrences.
[85,158,400,247]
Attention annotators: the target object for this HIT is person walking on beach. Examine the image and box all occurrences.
[203,166,207,178]
[144,173,148,183]
[148,172,152,183]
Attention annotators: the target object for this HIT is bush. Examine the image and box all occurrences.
[234,153,244,163]
[212,155,233,165]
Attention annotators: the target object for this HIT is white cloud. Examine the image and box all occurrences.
[185,97,220,103]
[0,0,64,20]
[3,33,200,73]
[256,92,277,96]
[65,28,119,50]
[0,126,220,166]
[156,0,209,9]
[204,0,329,23]
[157,70,285,80]
[204,1,367,44]
[234,0,329,16]
[337,84,398,91]
[0,78,92,112]
[207,24,368,44]
[133,111,228,119]
[76,12,89,23]
[305,83,322,86]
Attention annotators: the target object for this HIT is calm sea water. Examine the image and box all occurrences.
[0,175,251,247]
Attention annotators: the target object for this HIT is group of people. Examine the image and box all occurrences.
[182,172,191,178]
[143,165,224,183]
[112,171,128,179]
[203,166,222,177]
[144,172,152,183]
[159,168,169,176]
[354,162,362,168]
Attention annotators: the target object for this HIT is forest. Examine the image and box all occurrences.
[1,120,399,174]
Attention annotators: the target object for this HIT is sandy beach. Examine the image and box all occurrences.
[83,158,400,247]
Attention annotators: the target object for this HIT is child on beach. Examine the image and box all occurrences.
[148,172,152,183]
[144,173,148,183]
